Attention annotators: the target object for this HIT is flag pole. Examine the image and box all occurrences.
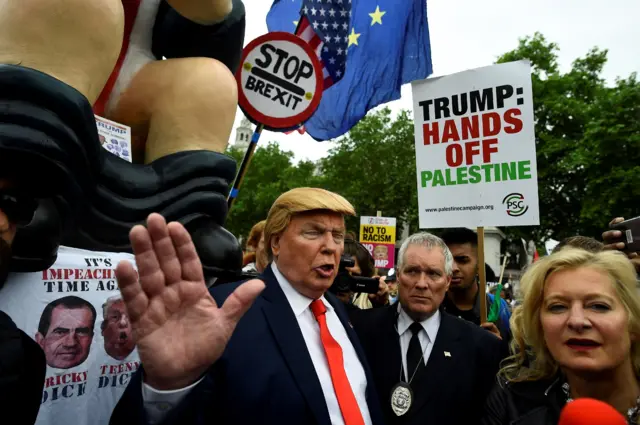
[477,227,487,323]
[228,123,264,210]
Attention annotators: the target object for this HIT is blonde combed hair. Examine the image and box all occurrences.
[264,188,355,259]
[501,248,640,383]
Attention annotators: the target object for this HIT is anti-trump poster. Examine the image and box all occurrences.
[411,60,540,229]
[0,246,139,425]
[359,216,397,269]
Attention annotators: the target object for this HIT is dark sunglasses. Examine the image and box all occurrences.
[0,191,37,227]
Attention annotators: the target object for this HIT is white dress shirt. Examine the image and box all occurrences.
[142,263,373,425]
[397,305,441,382]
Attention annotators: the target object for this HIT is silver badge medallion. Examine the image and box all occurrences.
[390,382,413,416]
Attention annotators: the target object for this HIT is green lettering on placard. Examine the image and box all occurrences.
[418,160,534,188]
[468,165,481,184]
[445,169,456,186]
[456,166,468,185]
[518,160,532,179]
[421,171,433,188]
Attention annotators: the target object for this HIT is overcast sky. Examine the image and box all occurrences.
[231,0,640,162]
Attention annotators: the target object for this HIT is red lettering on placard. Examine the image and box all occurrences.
[503,108,523,134]
[42,268,116,280]
[423,122,440,145]
[44,371,87,388]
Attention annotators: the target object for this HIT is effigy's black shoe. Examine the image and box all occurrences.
[62,150,237,252]
[0,65,104,270]
[184,216,243,282]
[10,198,63,272]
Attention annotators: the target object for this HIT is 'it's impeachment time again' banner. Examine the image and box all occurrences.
[359,216,397,269]
[0,246,139,425]
[411,60,540,228]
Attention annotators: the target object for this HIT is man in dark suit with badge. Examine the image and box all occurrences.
[349,232,503,425]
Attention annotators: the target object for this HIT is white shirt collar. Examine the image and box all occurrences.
[397,303,440,344]
[271,263,333,317]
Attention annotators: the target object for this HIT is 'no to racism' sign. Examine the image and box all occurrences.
[237,32,324,131]
[359,216,397,269]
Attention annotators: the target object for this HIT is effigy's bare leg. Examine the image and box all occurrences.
[0,0,124,272]
[107,57,238,164]
[98,57,242,279]
[0,0,123,103]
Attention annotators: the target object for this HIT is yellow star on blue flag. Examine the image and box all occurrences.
[369,6,385,25]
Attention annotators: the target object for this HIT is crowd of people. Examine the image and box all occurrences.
[109,189,640,425]
[5,182,640,424]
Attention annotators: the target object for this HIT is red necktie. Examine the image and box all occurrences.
[310,299,365,425]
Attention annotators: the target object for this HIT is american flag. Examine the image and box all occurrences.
[295,0,352,90]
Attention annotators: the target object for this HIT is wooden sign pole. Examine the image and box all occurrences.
[477,227,487,323]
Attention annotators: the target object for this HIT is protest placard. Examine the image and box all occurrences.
[237,32,323,131]
[95,116,132,162]
[412,61,539,228]
[359,216,397,269]
[0,247,138,425]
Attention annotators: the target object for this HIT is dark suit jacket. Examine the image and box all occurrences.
[481,377,565,425]
[0,311,46,425]
[349,305,503,425]
[110,266,385,425]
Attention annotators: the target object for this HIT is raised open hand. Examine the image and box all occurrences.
[116,213,264,390]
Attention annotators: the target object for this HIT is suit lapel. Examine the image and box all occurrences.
[410,312,463,413]
[378,306,404,417]
[381,306,403,391]
[327,294,366,364]
[260,267,331,425]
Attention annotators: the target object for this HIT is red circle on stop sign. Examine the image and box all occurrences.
[236,31,324,131]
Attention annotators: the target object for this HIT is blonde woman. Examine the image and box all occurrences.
[482,249,640,425]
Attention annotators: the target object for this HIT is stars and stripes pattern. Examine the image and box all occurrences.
[295,0,352,90]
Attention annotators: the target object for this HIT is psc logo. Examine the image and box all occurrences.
[502,193,529,217]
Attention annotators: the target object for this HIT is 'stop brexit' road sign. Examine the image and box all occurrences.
[236,32,324,132]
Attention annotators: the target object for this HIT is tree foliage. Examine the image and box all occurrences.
[318,109,418,234]
[225,142,321,240]
[498,32,640,242]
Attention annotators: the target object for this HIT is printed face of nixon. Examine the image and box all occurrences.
[36,305,95,369]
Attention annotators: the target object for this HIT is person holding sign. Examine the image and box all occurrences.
[439,228,511,341]
[349,232,502,425]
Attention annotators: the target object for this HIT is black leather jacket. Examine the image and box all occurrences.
[481,376,566,425]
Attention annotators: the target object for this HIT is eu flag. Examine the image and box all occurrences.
[267,0,433,141]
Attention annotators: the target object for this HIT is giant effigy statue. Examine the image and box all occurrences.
[0,1,247,423]
[2,0,245,278]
